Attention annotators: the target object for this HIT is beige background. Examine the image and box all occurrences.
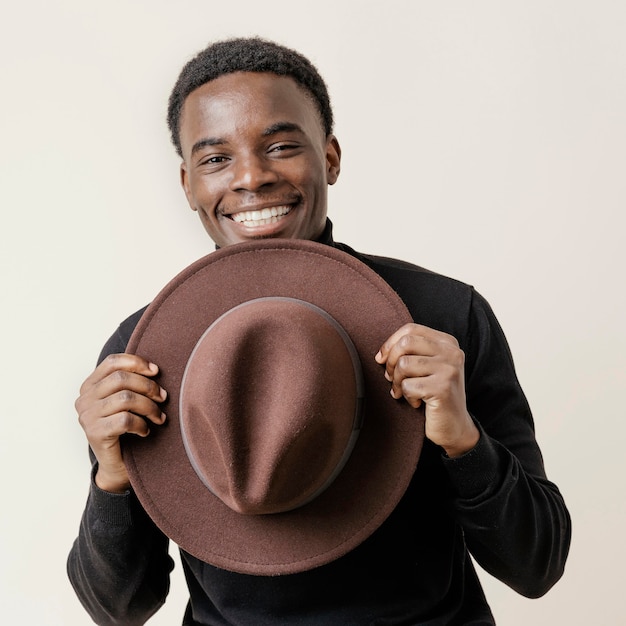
[1,1,624,623]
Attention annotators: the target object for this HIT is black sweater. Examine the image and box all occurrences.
[68,223,571,625]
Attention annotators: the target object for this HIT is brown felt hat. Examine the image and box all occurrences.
[123,238,424,575]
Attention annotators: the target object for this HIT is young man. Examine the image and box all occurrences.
[68,38,570,625]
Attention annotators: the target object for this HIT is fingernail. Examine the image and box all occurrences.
[384,370,392,382]
[375,350,382,362]
[160,412,167,422]
[160,387,168,401]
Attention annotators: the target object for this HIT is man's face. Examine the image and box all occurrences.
[179,72,341,248]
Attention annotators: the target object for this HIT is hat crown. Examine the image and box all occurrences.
[180,297,364,515]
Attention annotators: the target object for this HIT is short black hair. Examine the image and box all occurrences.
[167,37,334,157]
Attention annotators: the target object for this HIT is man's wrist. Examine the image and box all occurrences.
[442,422,481,459]
[95,468,131,494]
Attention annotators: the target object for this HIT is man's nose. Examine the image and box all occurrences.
[229,154,279,192]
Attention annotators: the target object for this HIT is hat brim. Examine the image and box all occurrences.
[123,239,424,575]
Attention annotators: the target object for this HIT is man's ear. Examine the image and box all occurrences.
[326,135,341,185]
[180,162,197,211]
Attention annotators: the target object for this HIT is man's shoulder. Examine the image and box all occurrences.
[359,251,436,275]
[117,306,149,344]
[334,242,473,295]
[333,242,476,334]
[97,305,149,363]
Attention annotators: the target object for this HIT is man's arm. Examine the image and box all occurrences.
[67,466,174,625]
[441,420,569,598]
[376,291,571,597]
[67,324,174,624]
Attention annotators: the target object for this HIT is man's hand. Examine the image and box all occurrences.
[75,354,167,493]
[375,323,479,458]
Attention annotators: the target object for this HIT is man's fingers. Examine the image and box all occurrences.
[79,353,159,395]
[388,353,431,399]
[375,324,415,364]
[80,410,154,469]
[380,326,459,373]
[90,413,149,494]
[105,389,166,424]
[79,389,166,430]
[396,378,424,409]
[101,411,153,439]
[95,369,166,405]
[377,323,458,363]
[76,365,166,419]
[75,353,167,439]
[375,324,475,454]
[376,323,465,411]
[383,334,436,385]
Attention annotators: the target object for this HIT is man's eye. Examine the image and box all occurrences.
[199,155,228,166]
[270,143,297,153]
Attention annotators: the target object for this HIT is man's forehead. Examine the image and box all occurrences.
[179,72,325,139]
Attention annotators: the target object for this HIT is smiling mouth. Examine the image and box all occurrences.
[230,205,294,227]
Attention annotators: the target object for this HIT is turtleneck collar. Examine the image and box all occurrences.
[314,218,335,247]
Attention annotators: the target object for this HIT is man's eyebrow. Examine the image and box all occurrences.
[262,122,304,136]
[191,137,225,157]
[190,124,302,156]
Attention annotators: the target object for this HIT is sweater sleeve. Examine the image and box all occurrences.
[67,311,174,625]
[67,470,174,625]
[442,290,571,598]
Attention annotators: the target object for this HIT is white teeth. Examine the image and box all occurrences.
[232,205,292,225]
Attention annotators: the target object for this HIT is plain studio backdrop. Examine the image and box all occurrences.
[1,1,624,624]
